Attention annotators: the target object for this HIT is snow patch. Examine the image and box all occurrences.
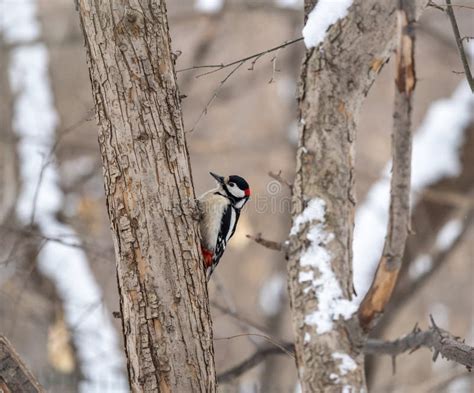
[195,0,223,13]
[290,198,326,235]
[408,254,432,280]
[353,81,474,302]
[0,1,40,43]
[436,219,462,251]
[332,352,357,376]
[294,382,302,393]
[275,0,303,9]
[258,273,286,316]
[447,377,472,393]
[302,0,353,48]
[299,270,314,282]
[291,199,357,335]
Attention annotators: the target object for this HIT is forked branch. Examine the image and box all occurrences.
[218,318,473,383]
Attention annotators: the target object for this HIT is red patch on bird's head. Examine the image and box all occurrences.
[245,188,251,197]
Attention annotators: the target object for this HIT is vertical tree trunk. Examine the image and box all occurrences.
[77,1,216,392]
[288,0,427,391]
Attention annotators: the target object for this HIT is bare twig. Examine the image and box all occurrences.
[211,301,271,334]
[0,225,114,264]
[246,233,283,251]
[187,61,244,132]
[428,1,474,11]
[29,109,94,224]
[184,37,304,132]
[268,48,282,84]
[177,37,303,76]
[445,0,474,92]
[217,319,474,384]
[365,318,474,371]
[217,342,295,384]
[268,170,293,190]
[358,0,416,332]
[215,333,294,358]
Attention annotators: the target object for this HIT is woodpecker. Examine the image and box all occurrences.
[198,172,251,281]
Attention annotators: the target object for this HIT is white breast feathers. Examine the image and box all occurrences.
[198,190,230,251]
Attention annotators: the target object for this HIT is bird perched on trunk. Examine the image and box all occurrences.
[198,172,251,281]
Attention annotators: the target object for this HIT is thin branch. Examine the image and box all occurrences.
[176,37,303,76]
[211,301,271,334]
[268,48,282,84]
[29,109,94,225]
[246,233,284,251]
[184,37,304,132]
[217,319,474,384]
[358,0,416,332]
[217,342,295,384]
[268,170,293,190]
[365,318,474,371]
[215,333,294,358]
[0,225,114,264]
[428,1,474,11]
[187,61,244,133]
[445,0,474,92]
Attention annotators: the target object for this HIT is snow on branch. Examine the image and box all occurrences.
[302,0,353,48]
[290,199,357,337]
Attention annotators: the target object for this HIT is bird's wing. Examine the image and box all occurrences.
[214,205,239,264]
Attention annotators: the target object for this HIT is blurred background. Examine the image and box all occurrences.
[0,0,473,392]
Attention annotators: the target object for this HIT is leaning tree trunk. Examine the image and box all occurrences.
[77,1,216,392]
[288,0,427,391]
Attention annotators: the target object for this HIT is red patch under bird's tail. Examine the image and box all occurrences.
[201,247,214,268]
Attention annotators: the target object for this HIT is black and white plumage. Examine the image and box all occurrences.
[198,172,251,281]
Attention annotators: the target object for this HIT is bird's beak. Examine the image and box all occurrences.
[210,172,225,184]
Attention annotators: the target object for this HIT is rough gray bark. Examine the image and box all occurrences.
[0,336,44,393]
[77,1,216,392]
[365,320,474,370]
[288,0,427,391]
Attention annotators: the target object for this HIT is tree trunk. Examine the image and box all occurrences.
[288,0,427,391]
[77,1,216,392]
[0,336,44,393]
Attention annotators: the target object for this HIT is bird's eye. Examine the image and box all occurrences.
[228,182,235,187]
